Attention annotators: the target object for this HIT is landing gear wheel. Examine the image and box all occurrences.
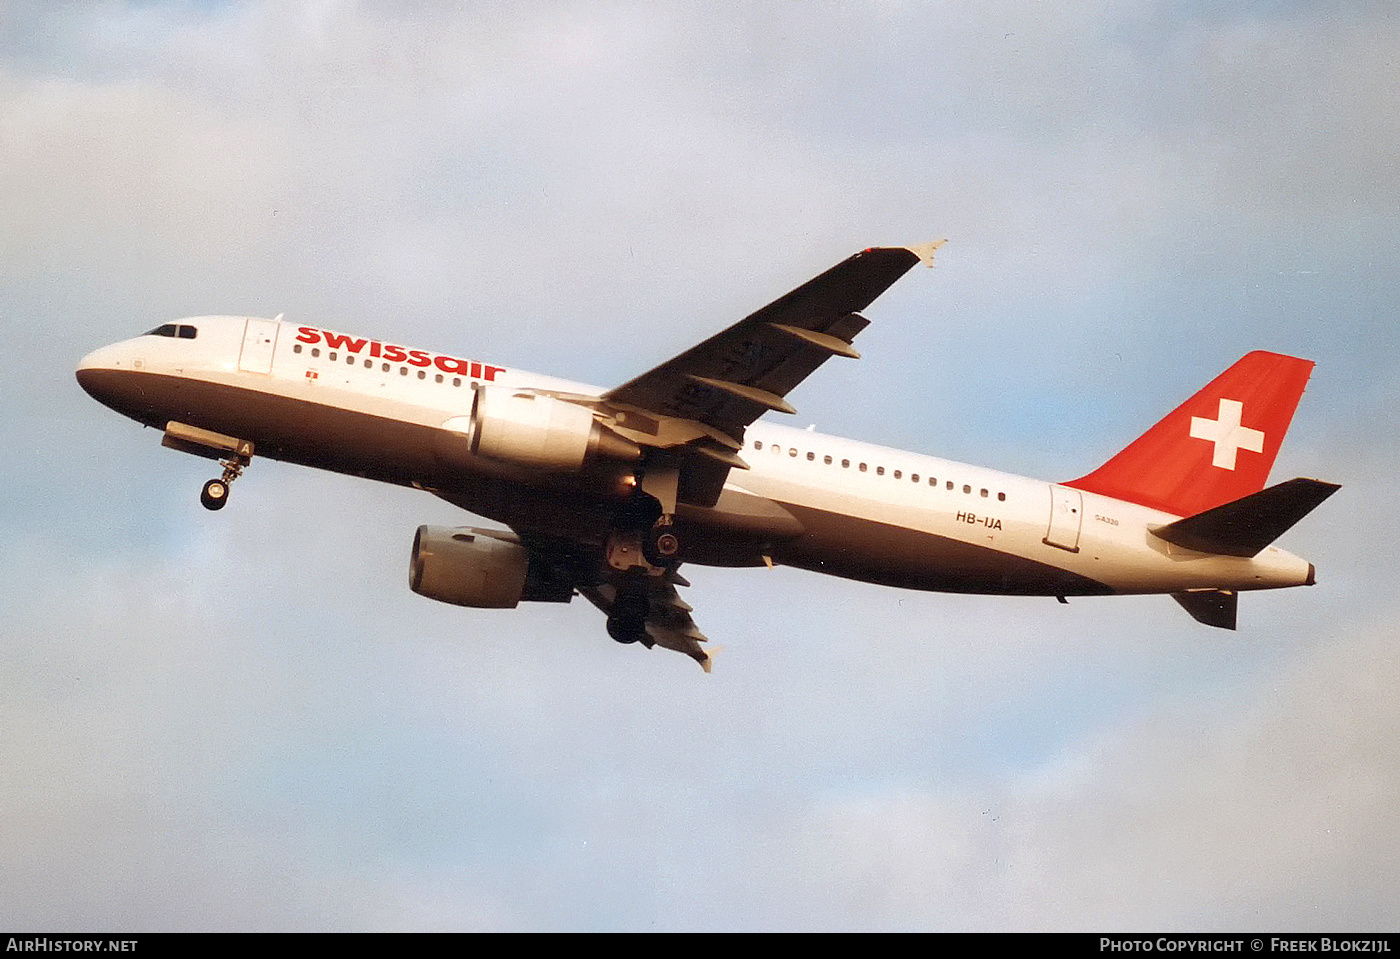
[616,491,663,533]
[200,478,229,511]
[642,524,681,568]
[607,592,649,644]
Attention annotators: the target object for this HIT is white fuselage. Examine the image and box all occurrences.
[77,316,1314,597]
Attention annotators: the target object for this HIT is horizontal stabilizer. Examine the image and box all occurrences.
[1172,589,1237,630]
[1151,477,1340,558]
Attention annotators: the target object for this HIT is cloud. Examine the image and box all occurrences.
[788,616,1400,930]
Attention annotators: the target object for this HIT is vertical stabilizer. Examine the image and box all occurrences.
[1065,352,1314,517]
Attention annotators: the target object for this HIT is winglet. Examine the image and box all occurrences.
[906,240,947,268]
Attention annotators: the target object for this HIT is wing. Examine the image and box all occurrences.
[520,244,945,669]
[602,243,944,442]
[579,571,715,672]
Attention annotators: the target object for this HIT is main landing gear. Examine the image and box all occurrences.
[603,466,682,646]
[608,462,683,571]
[643,516,681,568]
[606,579,651,645]
[607,493,683,572]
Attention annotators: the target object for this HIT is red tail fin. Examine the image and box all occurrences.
[1065,351,1314,517]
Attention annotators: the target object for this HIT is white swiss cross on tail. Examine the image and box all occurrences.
[1190,398,1265,470]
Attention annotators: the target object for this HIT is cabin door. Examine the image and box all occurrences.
[238,318,279,374]
[1044,485,1083,552]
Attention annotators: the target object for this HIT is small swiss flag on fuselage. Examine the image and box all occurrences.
[1065,351,1314,518]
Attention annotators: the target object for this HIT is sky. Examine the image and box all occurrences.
[2,0,1397,932]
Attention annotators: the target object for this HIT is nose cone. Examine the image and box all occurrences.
[75,341,163,427]
[75,343,126,404]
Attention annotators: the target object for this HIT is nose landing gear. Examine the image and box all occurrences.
[160,422,254,512]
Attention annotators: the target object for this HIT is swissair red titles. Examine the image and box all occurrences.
[295,326,506,382]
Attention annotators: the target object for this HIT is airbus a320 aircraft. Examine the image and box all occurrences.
[77,243,1338,671]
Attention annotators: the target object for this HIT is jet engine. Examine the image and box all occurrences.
[410,525,574,608]
[466,388,640,472]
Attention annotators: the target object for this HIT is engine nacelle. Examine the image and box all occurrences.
[410,526,531,608]
[466,388,640,472]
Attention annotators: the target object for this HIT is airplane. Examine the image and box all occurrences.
[76,243,1339,672]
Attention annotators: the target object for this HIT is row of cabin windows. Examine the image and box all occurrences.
[751,439,1007,502]
[292,342,466,386]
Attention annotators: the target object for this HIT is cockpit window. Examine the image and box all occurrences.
[144,324,198,339]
